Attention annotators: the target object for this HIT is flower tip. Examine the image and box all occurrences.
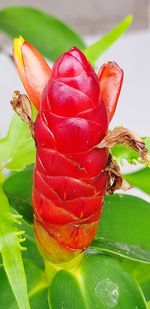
[14,35,25,67]
[125,15,133,25]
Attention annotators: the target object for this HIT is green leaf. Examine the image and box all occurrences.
[0,259,49,309]
[0,186,30,309]
[145,137,150,152]
[84,15,132,64]
[23,259,48,298]
[22,260,49,308]
[49,253,147,309]
[111,144,139,164]
[120,258,150,302]
[24,258,51,308]
[0,115,35,171]
[3,163,43,266]
[0,265,17,308]
[91,194,150,263]
[30,288,49,309]
[3,165,43,267]
[125,168,150,195]
[0,6,85,61]
[21,219,44,268]
[3,165,33,223]
[111,136,150,165]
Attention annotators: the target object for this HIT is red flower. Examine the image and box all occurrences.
[14,39,123,263]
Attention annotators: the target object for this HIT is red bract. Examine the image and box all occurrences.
[14,39,123,263]
[33,47,109,263]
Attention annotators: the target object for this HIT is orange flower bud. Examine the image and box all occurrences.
[98,62,124,122]
[13,36,51,110]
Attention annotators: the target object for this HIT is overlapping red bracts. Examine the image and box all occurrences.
[32,47,109,262]
[13,37,123,262]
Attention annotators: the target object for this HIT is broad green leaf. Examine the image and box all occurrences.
[0,259,49,309]
[0,6,85,61]
[125,168,150,195]
[0,115,35,171]
[142,282,150,303]
[111,137,150,165]
[120,258,150,302]
[29,288,49,309]
[49,253,147,309]
[0,187,30,309]
[91,194,150,263]
[84,15,132,64]
[3,165,33,223]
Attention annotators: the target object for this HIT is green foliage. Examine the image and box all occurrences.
[91,194,150,263]
[112,137,150,165]
[0,259,49,308]
[30,288,49,309]
[111,144,139,164]
[0,265,17,308]
[24,259,48,303]
[145,137,150,152]
[142,280,150,303]
[3,165,33,223]
[84,15,132,64]
[0,115,35,171]
[0,187,30,308]
[20,219,44,268]
[0,253,147,309]
[49,253,147,309]
[0,6,85,61]
[125,168,150,195]
[120,258,150,302]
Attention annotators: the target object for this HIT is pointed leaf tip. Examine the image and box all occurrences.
[126,15,133,24]
[84,15,133,65]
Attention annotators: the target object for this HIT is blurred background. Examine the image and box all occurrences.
[0,0,149,35]
[0,0,149,199]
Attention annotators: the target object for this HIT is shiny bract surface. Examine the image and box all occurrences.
[13,38,123,263]
[33,47,109,262]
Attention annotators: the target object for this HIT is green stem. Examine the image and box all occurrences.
[44,252,85,285]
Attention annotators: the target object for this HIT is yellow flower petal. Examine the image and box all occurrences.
[14,36,25,67]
